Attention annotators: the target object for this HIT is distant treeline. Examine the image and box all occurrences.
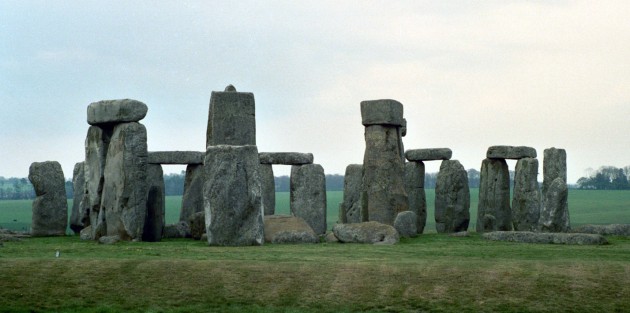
[0,176,72,200]
[577,166,630,190]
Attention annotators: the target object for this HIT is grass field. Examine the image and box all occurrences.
[2,189,629,233]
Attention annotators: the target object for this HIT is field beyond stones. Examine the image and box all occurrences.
[1,189,629,312]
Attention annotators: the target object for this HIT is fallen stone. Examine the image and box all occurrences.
[98,235,121,245]
[405,148,452,161]
[163,222,191,238]
[435,160,470,233]
[571,224,630,236]
[482,231,608,245]
[259,152,314,165]
[394,211,418,238]
[332,221,399,245]
[290,164,327,235]
[204,145,264,246]
[29,161,68,237]
[180,164,204,222]
[360,99,404,126]
[512,158,542,231]
[206,86,256,146]
[487,146,537,159]
[340,164,363,223]
[147,151,204,164]
[404,161,426,233]
[84,125,112,240]
[80,226,92,240]
[188,211,205,240]
[69,162,87,234]
[87,99,148,125]
[450,231,470,237]
[260,164,276,215]
[539,177,570,232]
[263,215,318,244]
[325,231,339,243]
[143,164,165,242]
[477,158,512,232]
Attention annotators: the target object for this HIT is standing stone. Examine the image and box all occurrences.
[84,125,112,239]
[512,158,542,231]
[340,164,363,224]
[180,164,204,221]
[143,164,165,242]
[477,158,512,232]
[405,162,426,233]
[539,177,570,232]
[69,162,87,233]
[206,85,256,147]
[361,99,408,225]
[435,160,470,233]
[204,145,263,246]
[87,99,148,125]
[188,211,205,240]
[290,164,327,235]
[101,122,148,240]
[260,164,276,215]
[28,161,68,236]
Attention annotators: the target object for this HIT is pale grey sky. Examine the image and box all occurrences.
[1,1,629,183]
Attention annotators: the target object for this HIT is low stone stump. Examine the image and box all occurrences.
[87,99,148,125]
[147,151,204,164]
[259,152,314,165]
[163,222,191,239]
[571,224,630,236]
[29,161,68,237]
[487,146,537,159]
[263,215,318,244]
[405,148,452,161]
[482,231,608,245]
[188,211,205,240]
[332,221,399,245]
[394,211,418,238]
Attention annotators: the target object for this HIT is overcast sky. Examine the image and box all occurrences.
[1,1,629,184]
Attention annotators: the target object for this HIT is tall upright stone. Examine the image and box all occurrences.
[290,164,327,235]
[543,148,567,197]
[101,122,148,240]
[28,161,68,236]
[512,158,541,231]
[540,147,569,232]
[84,125,112,239]
[360,99,408,225]
[340,164,363,224]
[206,85,256,147]
[69,162,87,233]
[477,158,512,232]
[143,164,165,242]
[260,164,276,215]
[180,164,204,221]
[435,160,470,233]
[204,145,264,246]
[405,162,427,234]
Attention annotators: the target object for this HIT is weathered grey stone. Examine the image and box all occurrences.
[260,164,276,215]
[142,164,165,242]
[259,152,314,165]
[147,151,204,164]
[539,178,570,232]
[512,158,542,231]
[482,231,608,245]
[206,87,256,147]
[263,215,318,244]
[101,122,148,241]
[84,125,112,239]
[70,162,87,233]
[180,164,204,222]
[290,164,327,235]
[98,235,121,245]
[163,222,191,238]
[477,158,512,232]
[28,161,68,237]
[360,99,404,126]
[361,124,408,225]
[204,145,264,246]
[340,164,363,224]
[394,211,418,238]
[450,231,470,237]
[405,162,426,233]
[332,221,399,244]
[325,231,339,243]
[571,224,630,236]
[87,99,148,125]
[487,146,537,159]
[435,160,470,233]
[405,148,452,161]
[543,148,567,197]
[79,226,92,240]
[188,211,205,240]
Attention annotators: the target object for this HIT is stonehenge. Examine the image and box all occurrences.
[206,85,256,147]
[290,164,327,235]
[539,148,570,232]
[477,158,511,232]
[435,160,470,233]
[404,161,426,233]
[512,157,542,231]
[339,164,363,224]
[28,161,68,236]
[147,151,204,165]
[69,162,87,233]
[259,152,313,165]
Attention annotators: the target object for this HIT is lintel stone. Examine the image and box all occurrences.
[487,146,537,159]
[405,148,452,161]
[259,152,313,165]
[148,151,204,164]
[87,99,148,125]
[360,99,404,126]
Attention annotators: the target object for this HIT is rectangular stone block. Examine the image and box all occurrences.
[477,158,512,233]
[180,164,205,221]
[487,146,537,159]
[290,164,327,235]
[259,152,314,165]
[404,162,426,234]
[87,99,148,125]
[360,99,404,126]
[206,88,256,147]
[405,148,452,162]
[512,158,541,231]
[148,151,204,164]
[204,145,264,246]
[29,161,68,236]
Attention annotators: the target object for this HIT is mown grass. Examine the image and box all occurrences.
[1,234,629,312]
